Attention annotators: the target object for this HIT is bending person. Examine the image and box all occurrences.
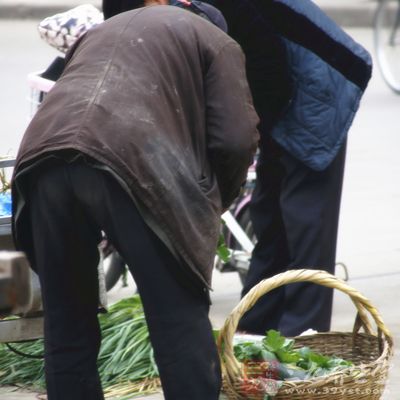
[11,2,259,399]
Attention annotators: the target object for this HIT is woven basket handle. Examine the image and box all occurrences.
[218,269,393,382]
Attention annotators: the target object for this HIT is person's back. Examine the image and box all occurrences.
[19,6,239,170]
[12,4,259,400]
[15,5,259,287]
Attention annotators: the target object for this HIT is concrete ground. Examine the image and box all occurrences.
[0,0,398,399]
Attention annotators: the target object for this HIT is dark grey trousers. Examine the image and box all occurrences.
[27,160,221,400]
[239,138,347,337]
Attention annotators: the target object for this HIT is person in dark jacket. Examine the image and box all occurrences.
[11,2,259,399]
[200,0,372,336]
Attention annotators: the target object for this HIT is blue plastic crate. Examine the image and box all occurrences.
[0,192,12,217]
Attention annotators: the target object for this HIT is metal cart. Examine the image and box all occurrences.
[0,158,44,343]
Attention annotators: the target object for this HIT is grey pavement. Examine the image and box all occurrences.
[0,3,399,400]
[0,0,377,27]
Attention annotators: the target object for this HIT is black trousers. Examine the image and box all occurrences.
[27,161,221,400]
[238,138,346,337]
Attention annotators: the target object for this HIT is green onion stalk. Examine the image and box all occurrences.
[0,295,160,399]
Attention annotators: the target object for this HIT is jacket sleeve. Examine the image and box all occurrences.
[205,42,260,209]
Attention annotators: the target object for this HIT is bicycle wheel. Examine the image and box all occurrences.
[374,0,400,93]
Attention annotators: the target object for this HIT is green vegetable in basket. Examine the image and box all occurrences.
[234,341,277,363]
[233,329,353,381]
[277,363,308,380]
[296,345,353,377]
[262,329,302,365]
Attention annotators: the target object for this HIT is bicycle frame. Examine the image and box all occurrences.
[222,210,254,253]
[215,158,257,281]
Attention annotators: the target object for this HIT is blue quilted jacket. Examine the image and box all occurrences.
[266,0,372,170]
[207,0,372,170]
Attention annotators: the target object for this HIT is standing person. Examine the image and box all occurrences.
[202,0,372,336]
[11,3,259,400]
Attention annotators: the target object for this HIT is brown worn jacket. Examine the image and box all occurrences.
[12,5,259,287]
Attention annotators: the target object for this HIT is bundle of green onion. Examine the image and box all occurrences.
[0,295,160,399]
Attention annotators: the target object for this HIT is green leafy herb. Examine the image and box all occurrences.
[234,341,277,362]
[216,232,231,263]
[233,329,353,382]
[263,330,294,353]
[212,329,220,342]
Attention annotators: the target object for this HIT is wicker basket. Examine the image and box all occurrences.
[218,269,394,400]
